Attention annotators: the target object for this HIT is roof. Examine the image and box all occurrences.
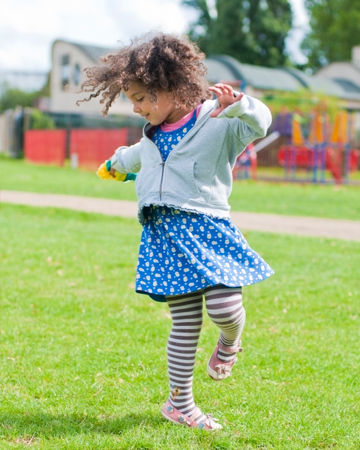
[333,78,360,93]
[53,39,116,62]
[206,55,304,92]
[353,62,360,73]
[317,60,360,76]
[285,67,360,101]
[72,42,116,62]
[205,55,360,101]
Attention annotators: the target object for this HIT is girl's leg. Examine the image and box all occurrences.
[204,285,245,363]
[166,291,206,423]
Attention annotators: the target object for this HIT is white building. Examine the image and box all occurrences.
[50,39,134,116]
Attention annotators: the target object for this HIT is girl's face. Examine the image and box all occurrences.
[125,81,188,125]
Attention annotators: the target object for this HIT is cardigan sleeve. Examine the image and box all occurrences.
[109,140,143,174]
[215,95,272,148]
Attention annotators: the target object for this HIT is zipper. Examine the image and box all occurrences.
[159,161,165,201]
[143,110,205,201]
[143,127,166,201]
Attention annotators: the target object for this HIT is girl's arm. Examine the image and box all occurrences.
[108,140,143,175]
[209,83,272,147]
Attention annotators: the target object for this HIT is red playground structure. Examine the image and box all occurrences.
[233,107,359,184]
[277,109,359,184]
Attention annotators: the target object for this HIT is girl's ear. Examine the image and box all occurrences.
[167,90,176,101]
[168,91,181,109]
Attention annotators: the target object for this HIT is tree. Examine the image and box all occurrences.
[182,0,293,67]
[0,87,39,113]
[301,0,360,71]
[0,72,50,113]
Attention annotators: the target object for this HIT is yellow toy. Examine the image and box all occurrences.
[96,161,137,182]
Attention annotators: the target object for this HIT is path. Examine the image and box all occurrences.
[1,190,360,242]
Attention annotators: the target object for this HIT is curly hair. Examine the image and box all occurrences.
[76,32,212,116]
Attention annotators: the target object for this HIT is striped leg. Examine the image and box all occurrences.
[204,285,245,363]
[166,291,206,423]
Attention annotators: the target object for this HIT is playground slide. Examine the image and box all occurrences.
[233,132,281,180]
[253,131,280,153]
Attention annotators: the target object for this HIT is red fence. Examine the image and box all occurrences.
[24,130,67,166]
[24,128,143,169]
[70,129,129,170]
[278,145,360,170]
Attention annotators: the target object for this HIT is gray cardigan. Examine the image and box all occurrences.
[110,95,272,224]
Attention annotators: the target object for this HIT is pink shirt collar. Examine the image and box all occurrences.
[160,104,202,132]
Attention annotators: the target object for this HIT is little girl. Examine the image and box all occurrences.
[79,32,274,430]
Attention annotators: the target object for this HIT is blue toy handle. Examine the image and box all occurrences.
[105,160,137,182]
[125,173,137,182]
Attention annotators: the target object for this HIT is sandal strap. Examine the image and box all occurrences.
[188,407,202,424]
[215,363,234,375]
[189,408,220,429]
[218,340,243,354]
[202,414,221,430]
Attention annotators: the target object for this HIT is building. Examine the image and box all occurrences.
[49,39,360,117]
[316,46,360,98]
[50,39,133,116]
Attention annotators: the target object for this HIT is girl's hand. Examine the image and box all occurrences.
[209,83,244,118]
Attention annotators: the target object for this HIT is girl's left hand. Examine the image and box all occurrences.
[209,83,244,118]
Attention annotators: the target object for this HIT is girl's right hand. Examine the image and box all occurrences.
[209,83,244,118]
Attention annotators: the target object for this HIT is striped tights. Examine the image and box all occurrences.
[166,285,245,423]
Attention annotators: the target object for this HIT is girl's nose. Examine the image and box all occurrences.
[133,104,141,114]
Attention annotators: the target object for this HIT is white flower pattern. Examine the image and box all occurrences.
[151,110,197,161]
[136,205,274,302]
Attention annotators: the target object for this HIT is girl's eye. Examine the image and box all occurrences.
[136,97,144,103]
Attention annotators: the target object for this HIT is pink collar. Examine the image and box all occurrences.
[160,104,202,132]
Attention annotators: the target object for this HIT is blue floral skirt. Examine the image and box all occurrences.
[136,205,274,302]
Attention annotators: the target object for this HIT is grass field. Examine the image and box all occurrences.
[1,158,360,221]
[1,204,360,449]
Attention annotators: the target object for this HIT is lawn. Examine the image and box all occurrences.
[1,158,360,221]
[1,204,359,449]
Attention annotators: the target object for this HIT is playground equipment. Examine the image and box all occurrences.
[233,107,359,184]
[278,109,359,184]
[233,132,280,180]
[233,143,257,180]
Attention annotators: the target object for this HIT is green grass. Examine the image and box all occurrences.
[0,158,138,202]
[1,204,360,449]
[1,158,360,221]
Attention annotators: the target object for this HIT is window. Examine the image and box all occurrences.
[61,54,70,89]
[73,63,81,86]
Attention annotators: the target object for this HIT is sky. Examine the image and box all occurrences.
[0,0,309,73]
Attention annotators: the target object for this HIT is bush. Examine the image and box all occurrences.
[262,89,341,119]
[30,109,56,130]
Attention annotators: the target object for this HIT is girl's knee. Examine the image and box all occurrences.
[204,286,245,327]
